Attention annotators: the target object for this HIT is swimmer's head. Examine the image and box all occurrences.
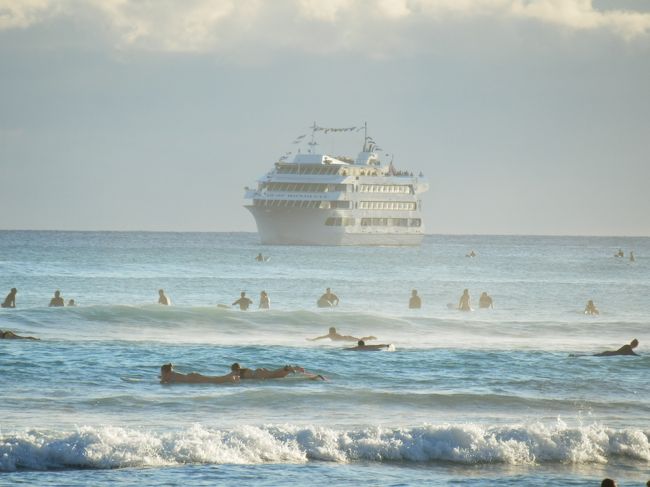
[160,363,173,382]
[231,362,241,372]
[10,288,17,293]
[412,289,417,296]
[326,288,331,293]
[358,340,365,346]
[159,289,165,295]
[631,339,639,348]
[329,327,336,334]
[241,291,246,297]
[463,289,468,294]
[54,290,60,297]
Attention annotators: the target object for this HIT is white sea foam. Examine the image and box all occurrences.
[1,422,649,471]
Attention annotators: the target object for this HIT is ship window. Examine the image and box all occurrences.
[409,218,421,227]
[325,217,343,226]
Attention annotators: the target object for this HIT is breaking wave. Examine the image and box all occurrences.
[2,422,649,471]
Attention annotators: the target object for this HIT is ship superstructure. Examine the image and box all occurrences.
[244,123,429,245]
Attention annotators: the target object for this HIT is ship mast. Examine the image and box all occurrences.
[308,121,319,154]
[363,121,368,152]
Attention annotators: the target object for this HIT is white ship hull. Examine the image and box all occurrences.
[247,207,424,246]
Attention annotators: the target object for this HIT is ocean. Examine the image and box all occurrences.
[1,231,648,486]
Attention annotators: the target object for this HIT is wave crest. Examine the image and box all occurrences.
[2,422,649,471]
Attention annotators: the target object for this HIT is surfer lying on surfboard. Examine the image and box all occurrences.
[159,363,239,384]
[0,329,39,340]
[231,363,326,381]
[593,339,639,357]
[569,339,640,358]
[308,327,376,343]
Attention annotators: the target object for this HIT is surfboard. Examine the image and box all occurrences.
[120,376,144,383]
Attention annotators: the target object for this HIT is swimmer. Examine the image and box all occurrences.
[49,290,64,307]
[584,299,599,315]
[630,251,635,262]
[158,289,170,305]
[159,363,239,384]
[345,340,392,351]
[255,253,265,262]
[478,292,493,309]
[594,339,639,357]
[230,362,325,381]
[458,289,471,311]
[67,299,76,307]
[308,327,376,342]
[232,291,253,310]
[2,288,17,308]
[259,290,270,309]
[601,479,617,487]
[0,329,39,340]
[317,287,339,308]
[615,249,624,258]
[466,250,476,257]
[409,289,421,309]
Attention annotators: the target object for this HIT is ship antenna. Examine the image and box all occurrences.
[308,121,318,154]
[363,121,368,152]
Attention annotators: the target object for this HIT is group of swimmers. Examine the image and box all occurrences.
[456,289,494,311]
[2,288,77,308]
[1,283,604,316]
[159,362,325,384]
[48,290,76,307]
[231,291,269,310]
[159,330,639,383]
[159,327,397,384]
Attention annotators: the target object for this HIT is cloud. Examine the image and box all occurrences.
[0,0,648,53]
[0,0,57,29]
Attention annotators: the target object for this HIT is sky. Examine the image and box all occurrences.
[0,0,649,236]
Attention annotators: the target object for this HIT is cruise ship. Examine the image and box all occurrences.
[244,124,429,245]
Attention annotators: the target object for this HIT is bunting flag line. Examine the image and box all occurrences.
[311,125,359,133]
